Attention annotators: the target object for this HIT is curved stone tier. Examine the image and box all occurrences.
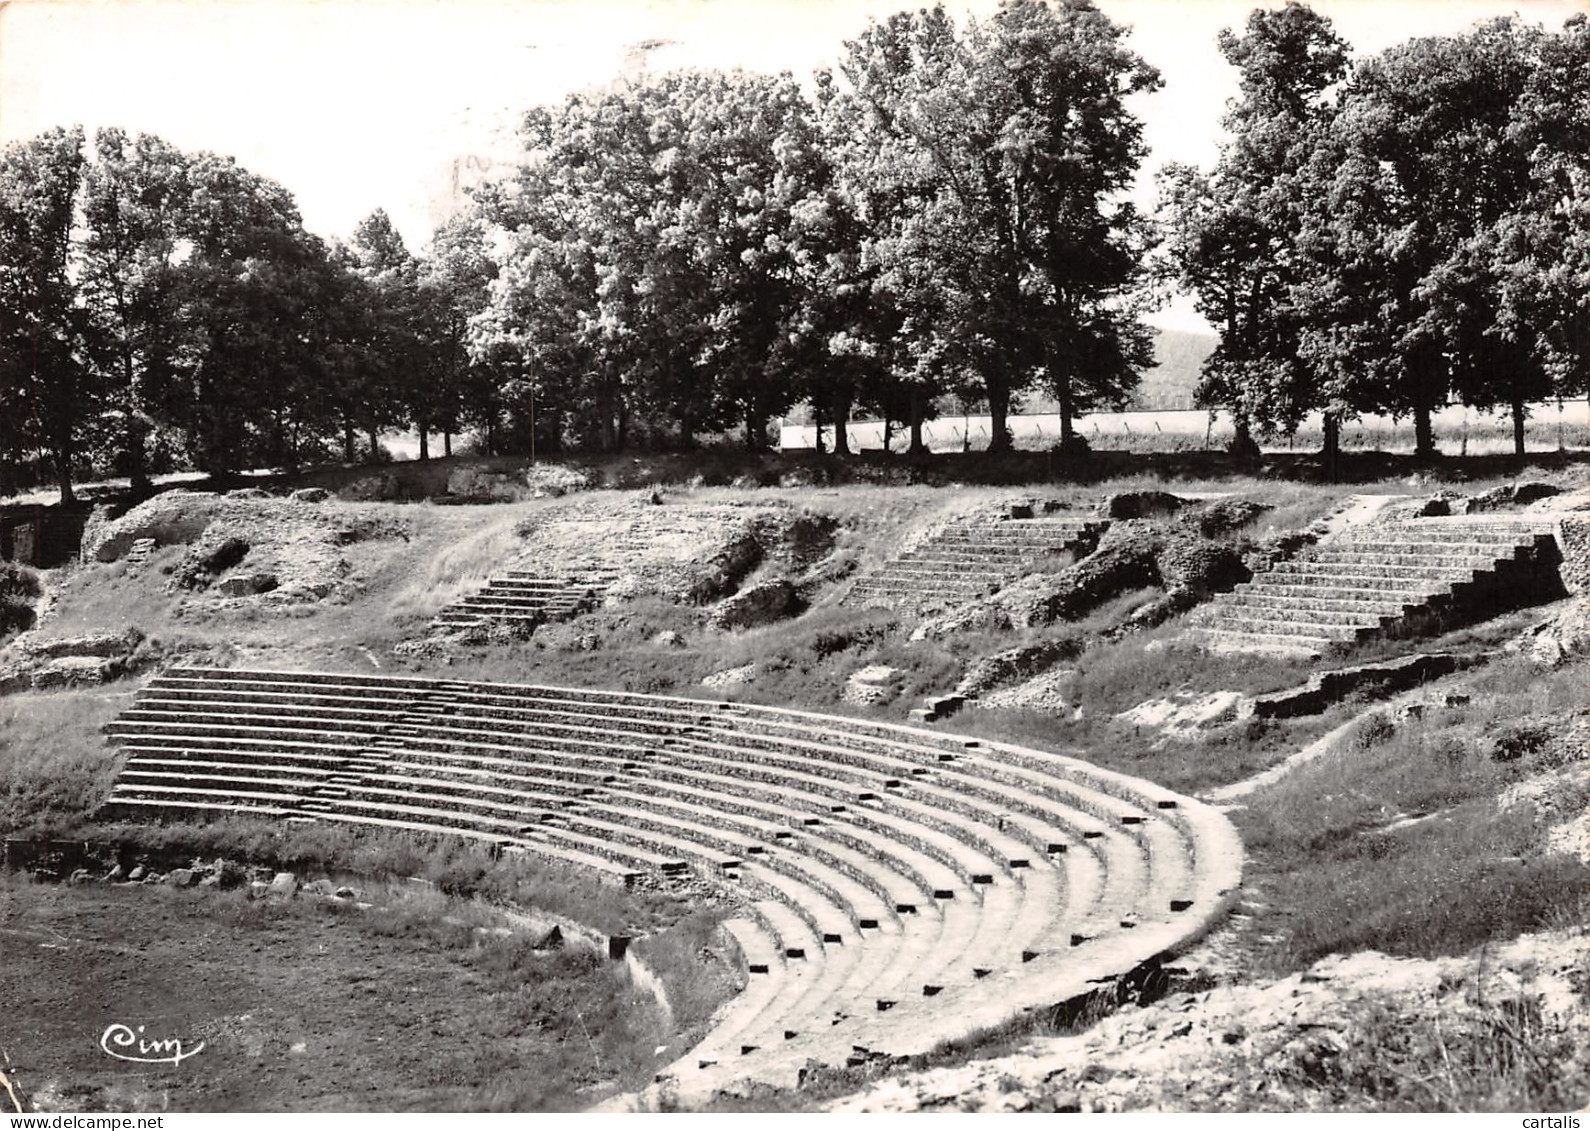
[100,667,1241,1100]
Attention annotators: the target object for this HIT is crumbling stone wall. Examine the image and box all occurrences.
[1556,518,1590,596]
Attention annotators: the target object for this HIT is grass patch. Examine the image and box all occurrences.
[1234,654,1590,974]
[82,817,703,937]
[0,688,125,834]
[1282,987,1590,1112]
[381,503,544,625]
[1244,802,1590,974]
[0,872,698,1111]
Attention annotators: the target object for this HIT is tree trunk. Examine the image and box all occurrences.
[744,408,766,451]
[118,346,151,494]
[831,386,852,457]
[485,413,496,457]
[1057,375,1074,450]
[342,418,356,464]
[127,418,150,495]
[987,381,1012,453]
[417,424,429,462]
[1230,417,1260,462]
[1045,341,1076,451]
[1413,400,1436,458]
[1512,394,1527,458]
[443,430,452,458]
[881,416,893,455]
[908,388,926,456]
[269,407,285,470]
[368,427,380,462]
[598,363,618,452]
[54,449,75,508]
[1323,412,1340,484]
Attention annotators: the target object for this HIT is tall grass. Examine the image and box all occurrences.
[383,506,540,623]
[1235,654,1590,974]
[1292,987,1590,1112]
[0,689,124,834]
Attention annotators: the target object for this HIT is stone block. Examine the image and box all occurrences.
[217,572,278,597]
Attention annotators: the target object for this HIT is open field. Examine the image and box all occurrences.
[781,401,1590,457]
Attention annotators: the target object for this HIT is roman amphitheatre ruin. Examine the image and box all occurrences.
[3,452,1590,1112]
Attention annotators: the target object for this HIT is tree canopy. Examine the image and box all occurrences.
[1162,3,1590,462]
[5,1,1589,498]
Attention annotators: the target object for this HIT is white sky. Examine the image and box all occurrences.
[2,0,1586,334]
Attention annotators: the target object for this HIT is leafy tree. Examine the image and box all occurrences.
[78,128,192,491]
[796,67,925,456]
[0,127,89,503]
[477,71,821,452]
[667,70,814,449]
[842,0,1160,453]
[419,214,499,457]
[1292,20,1547,458]
[1492,14,1590,429]
[168,152,340,474]
[347,209,434,457]
[1158,3,1350,455]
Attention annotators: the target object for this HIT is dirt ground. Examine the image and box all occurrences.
[0,878,658,1113]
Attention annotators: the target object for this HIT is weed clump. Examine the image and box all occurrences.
[1351,712,1397,751]
[1488,720,1552,763]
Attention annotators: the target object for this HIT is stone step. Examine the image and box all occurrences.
[1193,627,1342,653]
[1265,559,1489,583]
[1220,590,1422,618]
[1343,523,1554,545]
[1197,610,1368,640]
[1245,573,1455,598]
[1309,547,1521,569]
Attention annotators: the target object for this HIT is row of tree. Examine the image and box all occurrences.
[3,0,1588,500]
[1160,4,1590,462]
[468,0,1160,457]
[0,0,1166,494]
[0,126,497,503]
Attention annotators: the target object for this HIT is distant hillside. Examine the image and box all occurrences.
[1132,328,1215,411]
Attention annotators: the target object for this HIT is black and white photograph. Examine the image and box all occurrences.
[1,0,1589,1116]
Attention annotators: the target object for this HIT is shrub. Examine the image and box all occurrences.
[1489,720,1552,763]
[1351,711,1397,751]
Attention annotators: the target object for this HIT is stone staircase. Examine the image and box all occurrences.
[429,569,619,633]
[1193,518,1565,654]
[123,537,156,573]
[99,666,1241,1102]
[844,516,1107,614]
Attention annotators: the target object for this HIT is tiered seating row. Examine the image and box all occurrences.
[100,667,1240,1096]
[844,517,1107,613]
[1193,518,1563,653]
[430,570,618,632]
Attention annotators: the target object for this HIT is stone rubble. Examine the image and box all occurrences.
[827,930,1590,1113]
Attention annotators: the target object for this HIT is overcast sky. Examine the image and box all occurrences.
[2,0,1585,334]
